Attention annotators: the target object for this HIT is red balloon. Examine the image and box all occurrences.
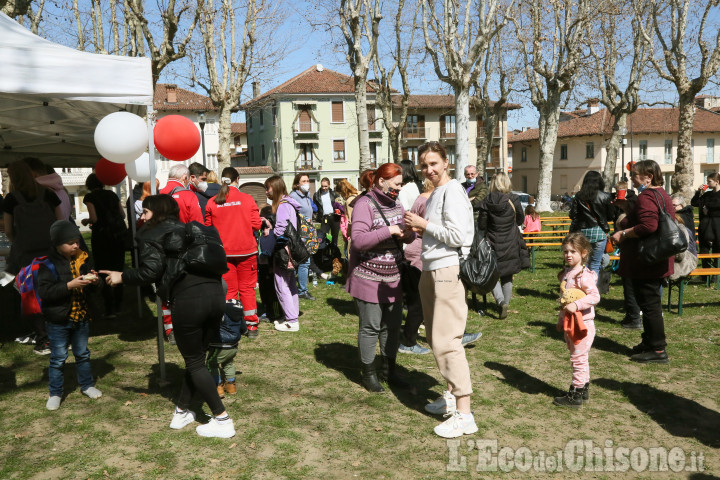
[154,115,201,161]
[95,158,127,185]
[626,161,636,171]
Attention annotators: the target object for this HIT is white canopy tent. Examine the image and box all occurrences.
[0,11,153,168]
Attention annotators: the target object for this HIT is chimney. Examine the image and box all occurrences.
[587,98,600,115]
[166,84,177,103]
[252,81,260,98]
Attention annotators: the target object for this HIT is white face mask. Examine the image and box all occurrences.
[266,197,273,205]
[300,184,310,193]
[196,181,208,192]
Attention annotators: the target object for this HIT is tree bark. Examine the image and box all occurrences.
[454,85,470,180]
[355,76,371,171]
[674,95,696,199]
[217,105,234,171]
[602,113,628,189]
[536,99,562,212]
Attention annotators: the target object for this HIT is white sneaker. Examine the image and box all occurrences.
[169,409,196,430]
[274,320,299,332]
[196,417,236,438]
[433,411,478,438]
[424,390,456,415]
[46,396,62,411]
[82,387,102,399]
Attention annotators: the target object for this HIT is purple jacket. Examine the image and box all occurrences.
[275,196,300,238]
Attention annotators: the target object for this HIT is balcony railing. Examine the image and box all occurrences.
[293,121,320,143]
[401,126,426,139]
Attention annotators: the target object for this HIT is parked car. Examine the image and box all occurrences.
[512,191,535,211]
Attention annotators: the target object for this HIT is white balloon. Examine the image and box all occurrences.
[126,152,152,182]
[94,112,148,164]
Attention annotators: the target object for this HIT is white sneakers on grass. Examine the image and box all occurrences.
[170,410,196,430]
[46,396,61,411]
[425,390,456,416]
[274,320,299,332]
[434,411,478,438]
[82,387,103,399]
[196,417,236,438]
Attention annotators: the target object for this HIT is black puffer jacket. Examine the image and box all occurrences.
[477,191,524,278]
[121,219,186,301]
[692,189,720,245]
[569,191,614,234]
[37,249,97,324]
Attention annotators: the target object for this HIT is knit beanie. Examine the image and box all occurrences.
[49,220,81,246]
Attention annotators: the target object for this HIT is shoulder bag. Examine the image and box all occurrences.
[637,189,688,265]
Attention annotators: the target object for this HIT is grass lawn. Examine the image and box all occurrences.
[0,242,718,479]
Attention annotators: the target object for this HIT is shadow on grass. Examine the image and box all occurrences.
[120,362,184,403]
[594,378,720,448]
[484,361,564,398]
[313,342,440,415]
[515,287,558,302]
[688,474,720,480]
[0,364,18,394]
[527,320,632,356]
[37,353,117,394]
[325,297,356,317]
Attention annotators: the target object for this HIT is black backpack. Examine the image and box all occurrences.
[181,222,229,277]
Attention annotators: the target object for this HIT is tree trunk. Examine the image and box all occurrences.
[674,94,696,200]
[389,129,401,164]
[454,85,470,181]
[355,76,371,171]
[476,135,488,176]
[536,100,562,212]
[602,113,627,190]
[217,105,233,171]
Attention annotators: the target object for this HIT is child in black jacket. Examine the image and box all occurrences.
[38,220,102,411]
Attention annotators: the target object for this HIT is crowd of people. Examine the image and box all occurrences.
[1,149,716,439]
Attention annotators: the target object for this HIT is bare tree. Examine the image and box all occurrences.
[338,0,382,171]
[193,0,262,170]
[638,0,720,198]
[2,0,44,33]
[421,0,512,180]
[589,2,652,189]
[472,25,517,178]
[372,0,418,163]
[514,0,596,211]
[128,0,200,85]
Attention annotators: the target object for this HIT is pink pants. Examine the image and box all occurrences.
[564,319,595,388]
[223,255,258,325]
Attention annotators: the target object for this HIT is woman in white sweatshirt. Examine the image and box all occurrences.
[404,141,475,439]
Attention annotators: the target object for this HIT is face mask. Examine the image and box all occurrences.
[386,187,400,200]
[266,197,273,205]
[467,177,476,184]
[300,184,310,193]
[196,181,208,193]
[637,184,647,193]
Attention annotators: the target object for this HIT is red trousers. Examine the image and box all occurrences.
[223,255,259,325]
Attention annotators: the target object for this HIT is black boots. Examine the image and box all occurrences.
[553,383,589,408]
[361,362,384,393]
[380,356,411,389]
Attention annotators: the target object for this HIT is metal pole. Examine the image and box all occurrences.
[147,105,166,383]
[200,123,207,168]
[126,176,142,318]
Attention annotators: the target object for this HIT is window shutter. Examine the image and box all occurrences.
[332,101,344,122]
[299,109,312,131]
[402,147,409,161]
[367,109,376,130]
[440,116,446,136]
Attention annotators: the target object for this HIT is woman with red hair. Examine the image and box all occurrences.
[346,163,414,392]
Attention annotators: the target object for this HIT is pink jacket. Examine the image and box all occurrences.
[557,265,600,322]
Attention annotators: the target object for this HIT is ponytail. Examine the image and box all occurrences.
[214,167,239,205]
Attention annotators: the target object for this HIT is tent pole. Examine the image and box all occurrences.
[147,105,166,383]
[126,176,142,318]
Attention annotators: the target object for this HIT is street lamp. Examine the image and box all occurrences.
[197,111,207,168]
[619,126,628,181]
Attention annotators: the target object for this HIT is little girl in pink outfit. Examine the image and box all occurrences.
[554,232,600,408]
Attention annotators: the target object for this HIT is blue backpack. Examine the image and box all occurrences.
[15,256,57,316]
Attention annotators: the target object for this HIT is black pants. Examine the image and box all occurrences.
[632,278,666,350]
[258,263,284,320]
[92,232,125,314]
[402,270,424,346]
[320,214,340,246]
[622,276,641,321]
[171,281,226,415]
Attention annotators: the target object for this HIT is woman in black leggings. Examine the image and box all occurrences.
[101,194,234,438]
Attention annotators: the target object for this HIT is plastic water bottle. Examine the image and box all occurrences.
[312,278,318,286]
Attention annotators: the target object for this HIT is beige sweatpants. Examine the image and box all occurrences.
[419,265,473,397]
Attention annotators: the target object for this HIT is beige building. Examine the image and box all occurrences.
[509,100,720,196]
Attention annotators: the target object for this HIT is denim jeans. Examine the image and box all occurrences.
[297,258,310,295]
[46,320,94,397]
[587,237,607,276]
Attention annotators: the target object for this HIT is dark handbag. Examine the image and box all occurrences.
[367,196,418,294]
[459,227,500,295]
[637,189,688,265]
[507,197,531,270]
[273,221,310,270]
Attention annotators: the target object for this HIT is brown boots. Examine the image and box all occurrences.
[216,380,237,399]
